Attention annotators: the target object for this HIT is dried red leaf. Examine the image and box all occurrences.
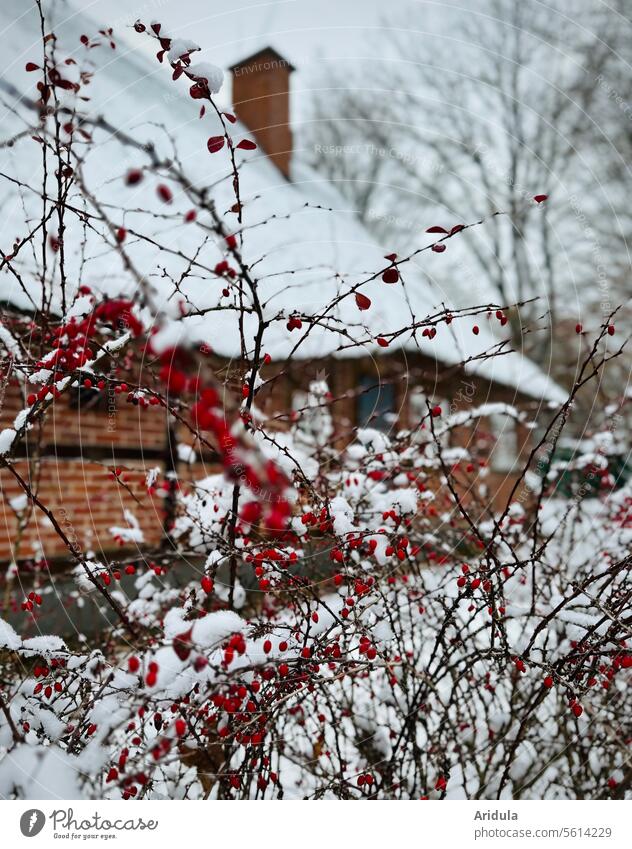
[236,139,257,150]
[426,226,448,234]
[207,136,225,154]
[382,267,399,284]
[355,292,371,311]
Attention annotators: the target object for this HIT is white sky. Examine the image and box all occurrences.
[77,0,389,65]
[71,0,422,116]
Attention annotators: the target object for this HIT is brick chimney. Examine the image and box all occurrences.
[229,47,295,179]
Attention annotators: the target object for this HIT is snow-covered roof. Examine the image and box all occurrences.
[0,0,566,404]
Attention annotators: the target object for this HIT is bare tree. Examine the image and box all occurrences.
[301,0,628,376]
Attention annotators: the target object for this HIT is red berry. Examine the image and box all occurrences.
[157,184,173,203]
[125,169,143,186]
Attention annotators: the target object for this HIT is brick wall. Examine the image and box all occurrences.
[1,381,167,451]
[0,349,538,564]
[0,377,171,563]
[0,458,167,563]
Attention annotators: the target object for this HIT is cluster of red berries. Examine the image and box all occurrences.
[21,590,42,612]
[224,633,247,667]
[358,636,378,661]
[455,563,487,592]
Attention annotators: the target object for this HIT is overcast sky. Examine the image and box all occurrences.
[70,0,436,117]
[78,0,389,65]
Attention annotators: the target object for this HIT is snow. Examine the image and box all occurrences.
[0,322,20,356]
[0,617,21,650]
[0,428,16,456]
[22,636,67,655]
[9,494,27,512]
[167,38,201,65]
[73,560,102,593]
[109,509,144,544]
[65,295,94,319]
[186,61,224,93]
[191,610,247,648]
[145,466,161,488]
[330,496,356,535]
[0,0,565,406]
[0,744,83,799]
[177,443,197,464]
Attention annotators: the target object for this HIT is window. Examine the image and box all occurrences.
[488,412,517,472]
[356,376,395,432]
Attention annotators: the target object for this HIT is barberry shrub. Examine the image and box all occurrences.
[0,6,630,801]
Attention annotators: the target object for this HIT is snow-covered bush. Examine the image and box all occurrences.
[0,6,629,800]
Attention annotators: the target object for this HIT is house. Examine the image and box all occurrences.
[0,1,565,566]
